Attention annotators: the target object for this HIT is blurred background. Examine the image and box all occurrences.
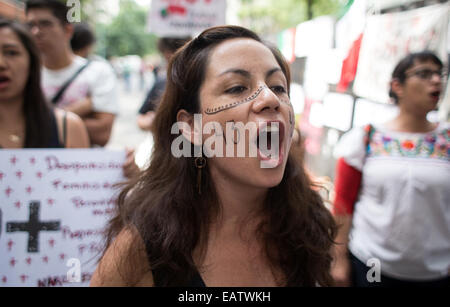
[1,0,449,187]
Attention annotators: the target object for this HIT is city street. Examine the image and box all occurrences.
[106,76,149,151]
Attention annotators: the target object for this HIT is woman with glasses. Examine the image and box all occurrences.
[331,51,449,287]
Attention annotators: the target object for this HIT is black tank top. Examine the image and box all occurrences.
[0,110,64,149]
[189,270,207,287]
[47,110,65,148]
[151,267,207,287]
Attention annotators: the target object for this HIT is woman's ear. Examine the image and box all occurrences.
[391,79,404,100]
[176,109,202,146]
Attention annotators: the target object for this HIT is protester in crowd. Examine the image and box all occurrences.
[25,0,118,147]
[90,25,337,287]
[134,37,191,169]
[331,51,449,287]
[0,18,89,149]
[137,36,191,132]
[70,22,97,60]
[69,21,139,178]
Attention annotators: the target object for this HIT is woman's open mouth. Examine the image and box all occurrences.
[0,76,11,90]
[255,121,285,169]
[430,90,441,102]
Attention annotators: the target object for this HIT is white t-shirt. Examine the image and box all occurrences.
[334,122,450,281]
[42,56,118,114]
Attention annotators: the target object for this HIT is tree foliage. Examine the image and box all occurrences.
[239,0,349,35]
[99,0,157,58]
[93,0,157,58]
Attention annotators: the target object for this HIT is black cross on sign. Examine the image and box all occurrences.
[6,201,61,253]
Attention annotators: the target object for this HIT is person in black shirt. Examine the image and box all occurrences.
[91,26,337,287]
[137,37,191,132]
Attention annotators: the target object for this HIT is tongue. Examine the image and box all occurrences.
[258,139,281,169]
[258,148,281,169]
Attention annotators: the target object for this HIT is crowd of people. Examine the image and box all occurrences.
[0,0,448,287]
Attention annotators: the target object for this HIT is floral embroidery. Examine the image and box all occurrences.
[368,126,449,160]
[402,140,415,151]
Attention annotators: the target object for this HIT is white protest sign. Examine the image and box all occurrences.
[353,3,449,104]
[0,149,126,287]
[148,0,227,36]
[294,16,334,58]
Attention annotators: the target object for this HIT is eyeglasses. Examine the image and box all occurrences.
[26,20,55,31]
[405,68,447,81]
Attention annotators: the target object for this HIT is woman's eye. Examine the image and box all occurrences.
[4,50,19,56]
[271,85,287,94]
[225,86,247,94]
[417,71,429,78]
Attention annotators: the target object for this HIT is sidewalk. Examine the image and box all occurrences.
[106,78,149,151]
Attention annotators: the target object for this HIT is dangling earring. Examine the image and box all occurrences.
[195,157,207,195]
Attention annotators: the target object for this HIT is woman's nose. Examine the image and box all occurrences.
[0,54,7,70]
[29,25,41,36]
[251,86,280,113]
[429,72,442,85]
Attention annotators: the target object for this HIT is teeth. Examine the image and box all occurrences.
[261,125,280,134]
[266,127,279,133]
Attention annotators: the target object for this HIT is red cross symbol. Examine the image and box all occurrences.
[0,172,4,181]
[10,258,16,267]
[10,156,18,165]
[59,253,66,261]
[5,187,13,198]
[36,171,43,179]
[26,186,33,194]
[20,275,29,283]
[42,256,49,263]
[48,239,55,248]
[1,276,7,283]
[47,198,55,206]
[14,201,21,209]
[7,240,14,251]
[30,157,36,165]
[15,171,23,179]
[26,257,32,265]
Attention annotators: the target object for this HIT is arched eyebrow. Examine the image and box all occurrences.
[266,67,283,78]
[218,67,283,79]
[218,69,251,78]
[2,43,21,49]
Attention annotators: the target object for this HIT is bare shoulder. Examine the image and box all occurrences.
[90,227,154,287]
[54,109,90,148]
[54,108,80,123]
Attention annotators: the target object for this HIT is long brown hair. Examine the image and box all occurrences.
[0,18,53,148]
[104,25,337,287]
